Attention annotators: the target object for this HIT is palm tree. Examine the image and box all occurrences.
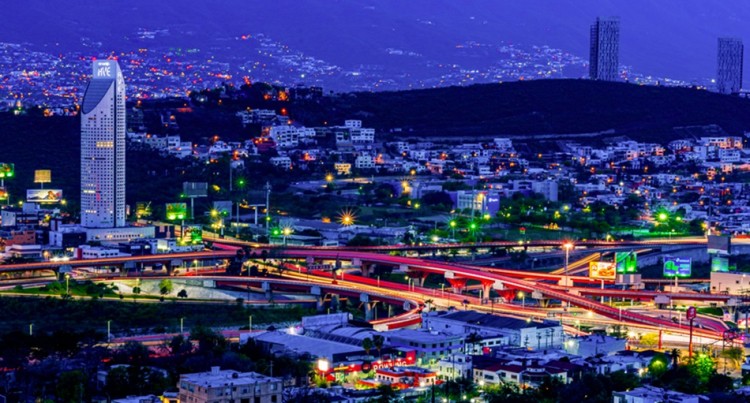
[362,337,373,356]
[671,348,681,367]
[720,346,744,370]
[373,335,384,357]
[424,299,434,311]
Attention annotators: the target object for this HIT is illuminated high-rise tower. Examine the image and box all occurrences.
[80,60,126,228]
[589,17,620,81]
[717,37,744,95]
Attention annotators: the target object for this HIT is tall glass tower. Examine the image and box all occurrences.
[589,17,620,81]
[717,37,744,95]
[80,60,126,228]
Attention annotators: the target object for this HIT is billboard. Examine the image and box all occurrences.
[0,163,14,179]
[166,202,187,221]
[707,235,731,255]
[135,202,152,219]
[0,187,7,201]
[664,257,692,278]
[180,225,203,245]
[589,261,616,279]
[26,189,62,203]
[213,200,232,216]
[615,252,638,274]
[34,169,51,184]
[183,181,208,197]
[712,256,729,272]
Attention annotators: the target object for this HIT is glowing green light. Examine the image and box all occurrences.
[658,213,667,221]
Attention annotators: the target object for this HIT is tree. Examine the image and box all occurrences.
[648,353,669,379]
[374,384,397,403]
[689,353,717,385]
[56,370,87,403]
[177,289,188,299]
[372,335,384,357]
[362,337,373,355]
[158,279,173,296]
[720,346,744,371]
[640,333,659,348]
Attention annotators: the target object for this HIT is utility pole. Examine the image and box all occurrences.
[265,181,272,235]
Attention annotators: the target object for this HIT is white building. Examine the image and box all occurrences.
[178,367,282,403]
[423,311,564,349]
[355,155,376,170]
[613,385,705,403]
[270,156,292,170]
[81,60,126,228]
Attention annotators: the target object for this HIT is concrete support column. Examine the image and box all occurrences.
[446,277,468,294]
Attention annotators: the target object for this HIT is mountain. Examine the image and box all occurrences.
[3,1,750,86]
[292,79,750,141]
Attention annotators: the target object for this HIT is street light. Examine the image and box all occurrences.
[518,291,526,308]
[282,226,292,245]
[65,273,71,295]
[449,220,457,239]
[563,242,574,287]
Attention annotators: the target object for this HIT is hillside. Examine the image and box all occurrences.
[293,80,750,142]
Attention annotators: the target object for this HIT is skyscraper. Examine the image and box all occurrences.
[589,17,620,81]
[80,60,126,228]
[717,37,743,95]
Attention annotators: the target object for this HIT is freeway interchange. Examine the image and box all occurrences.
[1,236,744,346]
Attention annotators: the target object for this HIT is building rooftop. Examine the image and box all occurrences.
[386,328,462,343]
[180,367,279,387]
[435,310,560,330]
[252,330,363,360]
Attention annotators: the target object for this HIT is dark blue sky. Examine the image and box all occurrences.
[4,0,750,85]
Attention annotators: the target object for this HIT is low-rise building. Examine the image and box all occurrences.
[178,366,282,403]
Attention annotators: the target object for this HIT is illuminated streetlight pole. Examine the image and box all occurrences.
[563,242,573,287]
[65,273,70,296]
[518,291,526,308]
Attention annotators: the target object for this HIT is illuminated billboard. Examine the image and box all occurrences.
[615,252,638,274]
[0,187,7,201]
[180,225,203,245]
[34,169,51,184]
[589,261,616,279]
[26,189,62,203]
[707,235,731,255]
[712,256,729,272]
[166,202,187,221]
[664,257,691,278]
[213,200,232,216]
[0,163,14,179]
[135,202,153,219]
[183,181,208,197]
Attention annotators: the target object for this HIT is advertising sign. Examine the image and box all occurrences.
[0,187,8,201]
[589,261,616,279]
[615,251,638,274]
[180,225,203,245]
[26,189,62,203]
[34,169,51,184]
[707,235,731,255]
[663,257,692,278]
[183,181,208,197]
[166,202,187,221]
[135,202,152,219]
[213,200,232,216]
[711,256,729,272]
[0,163,15,178]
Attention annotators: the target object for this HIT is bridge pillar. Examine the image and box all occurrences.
[407,270,429,287]
[262,281,272,301]
[361,263,376,278]
[316,296,325,312]
[480,281,494,304]
[446,277,468,294]
[499,289,517,303]
[365,302,377,321]
[331,294,340,312]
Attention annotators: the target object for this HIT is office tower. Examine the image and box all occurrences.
[80,60,126,228]
[717,37,744,94]
[589,17,620,81]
